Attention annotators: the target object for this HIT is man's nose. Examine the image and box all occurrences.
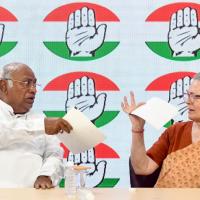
[29,85,37,93]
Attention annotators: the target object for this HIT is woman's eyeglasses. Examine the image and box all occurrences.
[183,92,200,102]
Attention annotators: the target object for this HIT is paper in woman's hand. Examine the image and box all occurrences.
[57,108,106,154]
[131,97,178,129]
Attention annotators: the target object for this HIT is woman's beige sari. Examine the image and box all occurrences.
[155,141,200,188]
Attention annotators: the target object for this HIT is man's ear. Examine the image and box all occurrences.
[0,79,8,94]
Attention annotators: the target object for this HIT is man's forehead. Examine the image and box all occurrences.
[11,65,36,79]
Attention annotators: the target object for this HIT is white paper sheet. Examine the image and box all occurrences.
[131,97,178,130]
[57,108,106,154]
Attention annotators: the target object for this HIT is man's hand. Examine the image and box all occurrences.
[66,7,107,57]
[44,118,73,135]
[65,76,106,122]
[67,148,106,187]
[34,176,54,189]
[168,7,200,57]
[168,76,191,122]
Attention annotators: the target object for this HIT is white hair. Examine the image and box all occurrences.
[193,72,200,81]
[0,62,28,88]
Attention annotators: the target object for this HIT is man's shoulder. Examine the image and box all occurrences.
[27,110,45,119]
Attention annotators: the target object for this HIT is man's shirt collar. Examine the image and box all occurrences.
[0,99,15,116]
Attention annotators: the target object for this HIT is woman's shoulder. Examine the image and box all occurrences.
[166,121,192,138]
[171,121,192,129]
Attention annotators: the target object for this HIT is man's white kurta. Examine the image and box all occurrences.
[0,100,64,187]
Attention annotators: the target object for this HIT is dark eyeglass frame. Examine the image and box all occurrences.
[4,78,41,89]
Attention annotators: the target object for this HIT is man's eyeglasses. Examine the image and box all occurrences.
[4,78,41,89]
[183,92,200,102]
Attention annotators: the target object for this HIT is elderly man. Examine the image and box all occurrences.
[122,73,200,187]
[0,62,72,189]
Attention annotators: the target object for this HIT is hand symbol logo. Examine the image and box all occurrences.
[65,76,107,187]
[168,76,191,123]
[168,7,200,57]
[67,149,107,188]
[66,7,107,57]
[65,76,107,122]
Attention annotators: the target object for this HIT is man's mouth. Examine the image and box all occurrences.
[25,97,35,104]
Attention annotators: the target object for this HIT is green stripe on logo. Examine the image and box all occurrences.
[43,41,119,61]
[94,111,119,127]
[96,178,120,188]
[164,119,173,128]
[0,42,17,57]
[146,41,200,61]
[59,178,119,188]
[43,111,119,128]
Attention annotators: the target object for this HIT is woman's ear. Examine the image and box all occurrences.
[0,79,8,94]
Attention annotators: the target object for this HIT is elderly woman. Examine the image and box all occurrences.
[122,73,200,187]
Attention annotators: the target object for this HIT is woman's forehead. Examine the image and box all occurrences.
[189,80,200,92]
